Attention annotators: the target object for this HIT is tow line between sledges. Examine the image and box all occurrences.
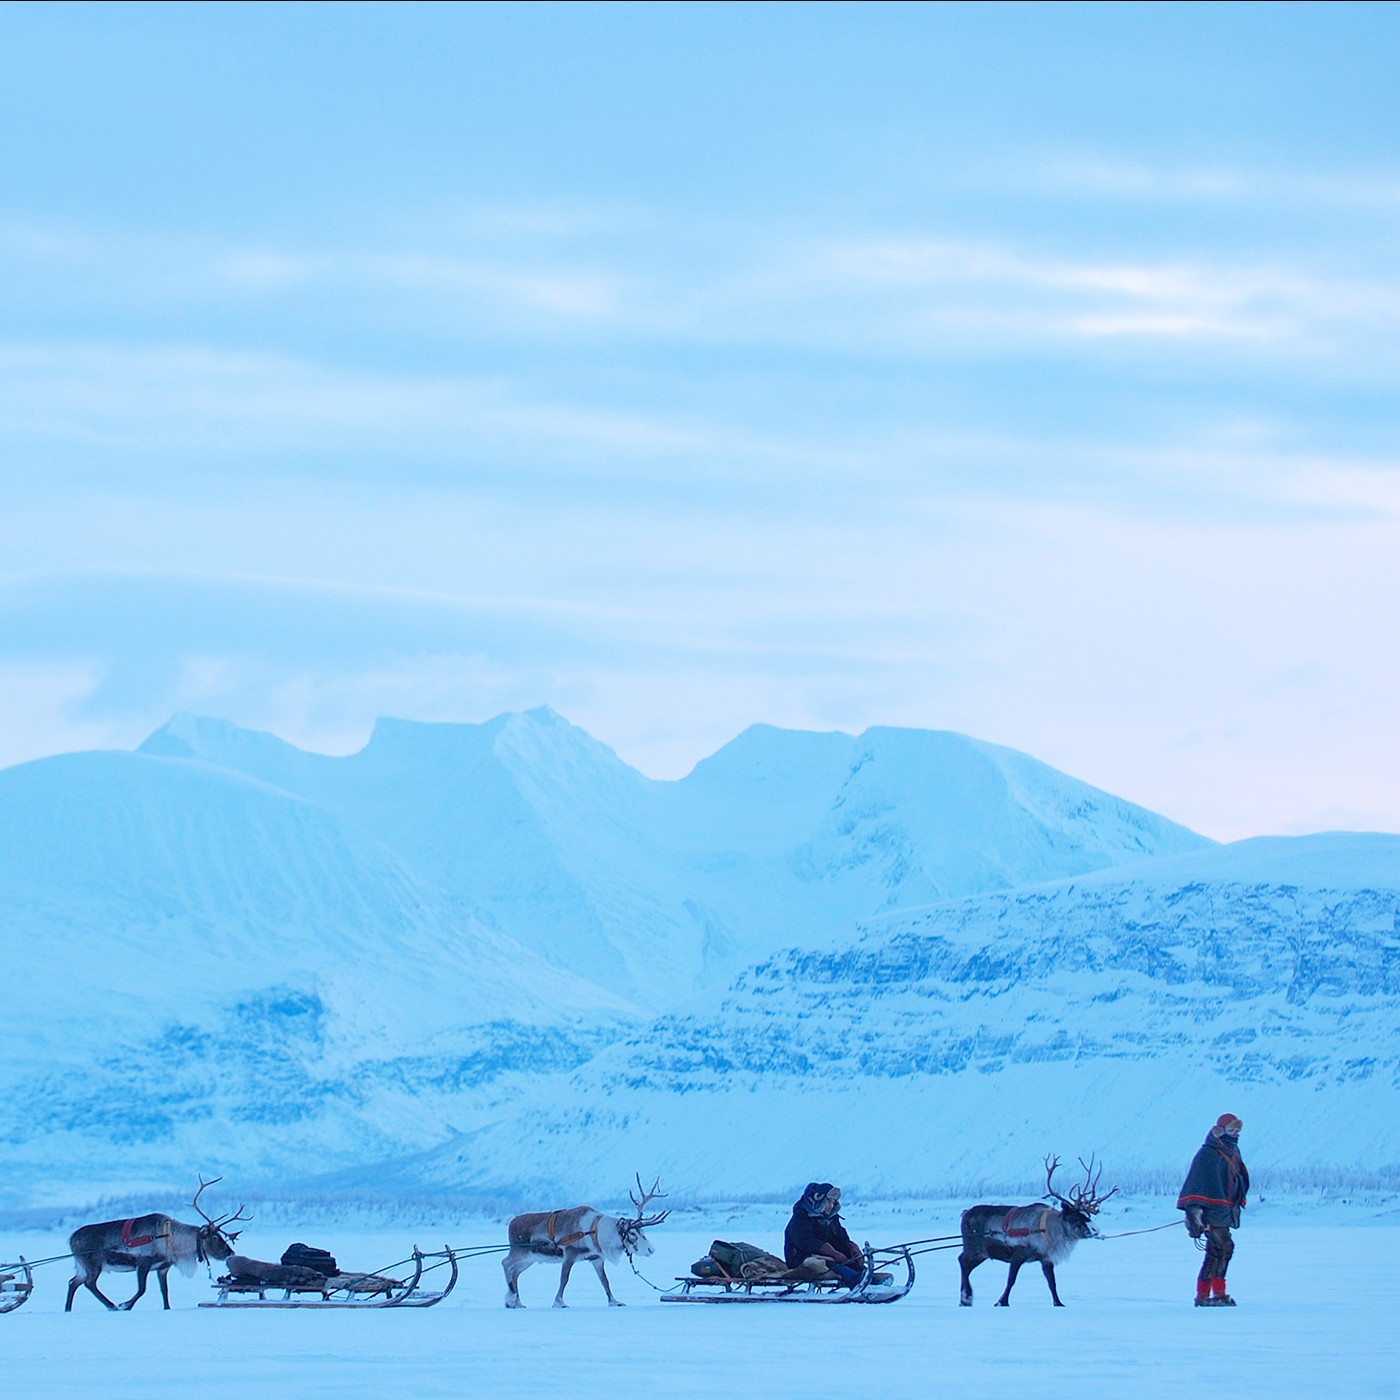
[0,1257,35,1313]
[199,1245,476,1309]
[661,1241,920,1305]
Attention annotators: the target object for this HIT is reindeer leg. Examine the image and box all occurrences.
[958,1253,980,1306]
[121,1262,151,1310]
[995,1259,1023,1306]
[85,1277,122,1310]
[591,1256,624,1307]
[553,1248,578,1308]
[68,1257,118,1311]
[157,1265,172,1310]
[1042,1260,1065,1307]
[502,1248,533,1308]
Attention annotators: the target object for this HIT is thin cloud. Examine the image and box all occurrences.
[0,340,717,459]
[809,237,1400,348]
[1037,158,1400,209]
[369,253,623,316]
[216,246,626,317]
[1065,311,1287,341]
[9,212,1400,361]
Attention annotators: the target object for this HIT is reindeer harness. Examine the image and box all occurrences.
[998,1207,1054,1241]
[118,1217,172,1251]
[542,1212,603,1252]
[119,1219,154,1249]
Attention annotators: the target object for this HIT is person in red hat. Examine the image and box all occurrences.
[1177,1114,1249,1306]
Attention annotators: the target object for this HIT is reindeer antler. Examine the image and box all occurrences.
[629,1173,670,1228]
[1043,1154,1071,1206]
[192,1174,252,1237]
[1072,1155,1119,1215]
[211,1202,253,1236]
[192,1173,223,1224]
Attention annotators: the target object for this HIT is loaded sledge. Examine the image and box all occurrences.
[662,1240,914,1305]
[0,1258,33,1313]
[200,1242,459,1309]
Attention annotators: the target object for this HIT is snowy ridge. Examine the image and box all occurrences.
[385,834,1400,1200]
[139,709,1211,1008]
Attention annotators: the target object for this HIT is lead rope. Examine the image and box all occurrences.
[622,1238,667,1293]
[1096,1220,1187,1240]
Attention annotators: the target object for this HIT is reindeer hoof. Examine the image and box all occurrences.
[609,1299,626,1307]
[552,1300,568,1309]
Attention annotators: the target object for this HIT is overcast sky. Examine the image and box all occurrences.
[2,1,1398,840]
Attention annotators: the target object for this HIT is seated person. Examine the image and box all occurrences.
[784,1181,865,1286]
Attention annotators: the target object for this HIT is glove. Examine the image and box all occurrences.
[1184,1208,1204,1239]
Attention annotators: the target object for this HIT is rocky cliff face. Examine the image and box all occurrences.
[384,835,1400,1199]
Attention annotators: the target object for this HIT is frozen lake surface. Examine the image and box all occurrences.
[4,1198,1397,1398]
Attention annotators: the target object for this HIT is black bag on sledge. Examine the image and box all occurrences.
[280,1242,339,1277]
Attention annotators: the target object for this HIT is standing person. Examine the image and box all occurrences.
[1177,1113,1249,1306]
[784,1182,866,1286]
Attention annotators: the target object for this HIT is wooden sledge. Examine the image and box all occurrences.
[0,1258,34,1314]
[200,1246,458,1309]
[661,1243,914,1305]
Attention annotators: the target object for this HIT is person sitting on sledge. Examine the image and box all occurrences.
[1177,1112,1249,1307]
[784,1182,865,1286]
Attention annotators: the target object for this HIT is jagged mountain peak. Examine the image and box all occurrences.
[114,707,1215,1006]
[140,710,303,764]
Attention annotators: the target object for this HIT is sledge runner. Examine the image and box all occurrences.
[203,1239,460,1308]
[665,1202,912,1306]
[1177,1113,1249,1307]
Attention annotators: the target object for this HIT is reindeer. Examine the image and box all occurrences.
[958,1155,1117,1307]
[65,1175,250,1311]
[503,1175,669,1308]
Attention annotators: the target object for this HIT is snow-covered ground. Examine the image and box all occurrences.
[4,1198,1397,1398]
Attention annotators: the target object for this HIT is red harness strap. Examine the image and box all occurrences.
[120,1219,154,1249]
[1001,1207,1050,1239]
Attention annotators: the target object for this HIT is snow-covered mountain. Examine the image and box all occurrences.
[0,708,1214,1202]
[385,834,1400,1200]
[0,747,637,1202]
[18,708,1396,1206]
[139,708,1210,1008]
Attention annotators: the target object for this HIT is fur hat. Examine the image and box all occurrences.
[1214,1113,1243,1134]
